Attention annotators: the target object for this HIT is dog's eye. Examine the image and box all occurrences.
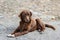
[26,14,29,15]
[23,13,29,16]
[22,14,26,16]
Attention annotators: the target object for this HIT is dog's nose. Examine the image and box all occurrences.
[24,19,30,22]
[26,16,29,20]
[25,19,29,22]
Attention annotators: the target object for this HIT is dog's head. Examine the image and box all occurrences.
[19,10,32,23]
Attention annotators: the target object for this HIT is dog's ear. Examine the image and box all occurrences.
[18,12,23,17]
[18,14,21,17]
[30,11,32,16]
[18,14,20,17]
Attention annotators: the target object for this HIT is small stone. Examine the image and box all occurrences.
[51,16,56,20]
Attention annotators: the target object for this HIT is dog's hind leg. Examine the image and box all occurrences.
[36,19,45,32]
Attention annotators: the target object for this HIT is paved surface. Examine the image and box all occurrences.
[0,21,60,40]
[0,13,60,40]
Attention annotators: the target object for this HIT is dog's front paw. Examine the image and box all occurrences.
[7,34,15,38]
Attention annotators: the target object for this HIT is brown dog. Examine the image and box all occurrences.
[7,10,55,37]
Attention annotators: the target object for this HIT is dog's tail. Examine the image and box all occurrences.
[45,24,55,30]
